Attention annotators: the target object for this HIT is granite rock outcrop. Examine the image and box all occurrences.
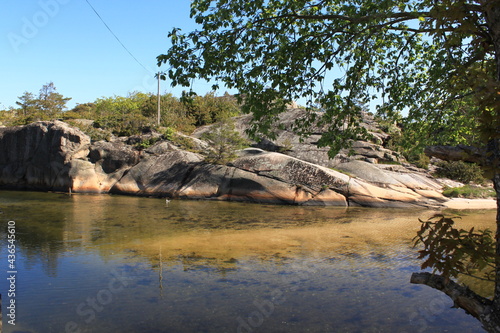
[0,112,448,208]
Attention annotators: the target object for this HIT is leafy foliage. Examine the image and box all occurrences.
[158,0,499,156]
[158,126,176,141]
[170,133,200,153]
[201,119,249,164]
[411,153,430,169]
[180,91,241,127]
[66,120,112,142]
[434,160,486,184]
[413,214,496,282]
[94,91,241,136]
[135,137,162,150]
[13,82,71,124]
[4,86,243,138]
[442,185,496,199]
[92,93,151,137]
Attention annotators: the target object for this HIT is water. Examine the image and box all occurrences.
[0,190,494,333]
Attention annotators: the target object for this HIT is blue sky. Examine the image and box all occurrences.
[1,0,221,109]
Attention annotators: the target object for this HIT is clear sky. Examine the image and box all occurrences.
[1,0,220,110]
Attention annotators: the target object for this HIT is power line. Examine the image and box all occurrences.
[84,0,153,74]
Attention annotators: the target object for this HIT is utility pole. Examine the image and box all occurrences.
[157,72,161,126]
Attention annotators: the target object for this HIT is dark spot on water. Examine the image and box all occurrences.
[370,252,389,262]
[136,278,153,286]
[91,235,103,242]
[216,267,237,274]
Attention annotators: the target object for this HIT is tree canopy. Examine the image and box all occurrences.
[15,82,71,123]
[158,0,499,155]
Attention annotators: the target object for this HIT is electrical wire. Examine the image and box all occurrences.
[84,0,153,74]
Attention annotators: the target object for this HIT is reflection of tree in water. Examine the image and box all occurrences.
[1,196,71,277]
[412,214,497,330]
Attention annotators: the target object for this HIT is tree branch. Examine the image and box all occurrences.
[410,272,492,320]
[252,11,431,25]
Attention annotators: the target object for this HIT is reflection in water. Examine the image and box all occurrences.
[0,191,493,332]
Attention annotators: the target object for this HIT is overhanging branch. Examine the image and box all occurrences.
[252,11,431,24]
[410,272,491,320]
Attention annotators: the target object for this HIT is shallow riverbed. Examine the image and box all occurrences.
[0,191,495,332]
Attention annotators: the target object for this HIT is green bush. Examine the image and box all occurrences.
[159,127,176,140]
[434,160,485,184]
[410,153,430,169]
[67,121,112,142]
[442,185,495,199]
[171,133,199,152]
[135,137,162,150]
[201,119,249,164]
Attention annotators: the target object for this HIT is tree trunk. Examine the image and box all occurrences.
[482,1,500,83]
[481,1,500,329]
[491,157,500,313]
[480,0,500,316]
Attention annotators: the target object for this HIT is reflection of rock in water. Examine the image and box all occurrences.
[115,207,497,277]
[1,191,496,284]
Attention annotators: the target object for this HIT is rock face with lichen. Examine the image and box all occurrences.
[0,110,448,208]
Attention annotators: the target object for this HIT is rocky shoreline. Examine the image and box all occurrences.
[0,110,495,209]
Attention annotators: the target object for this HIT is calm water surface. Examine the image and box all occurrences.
[0,191,495,333]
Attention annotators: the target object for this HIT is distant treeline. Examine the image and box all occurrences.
[0,82,242,137]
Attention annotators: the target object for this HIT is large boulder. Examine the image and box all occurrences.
[0,121,90,190]
[230,152,444,207]
[70,140,142,193]
[111,149,203,195]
